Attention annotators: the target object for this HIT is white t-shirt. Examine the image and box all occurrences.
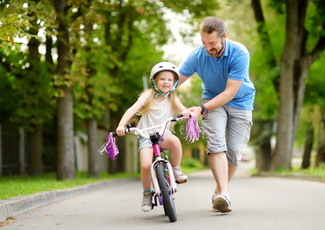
[137,92,179,136]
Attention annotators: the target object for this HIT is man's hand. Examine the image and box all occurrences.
[189,106,202,119]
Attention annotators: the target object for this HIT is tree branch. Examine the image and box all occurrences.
[309,23,325,63]
[251,0,279,92]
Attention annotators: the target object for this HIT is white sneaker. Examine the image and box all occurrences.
[212,193,232,213]
[173,166,188,183]
[141,192,152,212]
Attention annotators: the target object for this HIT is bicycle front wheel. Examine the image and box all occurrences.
[156,163,177,222]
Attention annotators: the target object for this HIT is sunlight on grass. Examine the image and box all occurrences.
[250,162,325,180]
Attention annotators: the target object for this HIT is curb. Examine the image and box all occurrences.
[0,178,138,222]
[252,173,325,182]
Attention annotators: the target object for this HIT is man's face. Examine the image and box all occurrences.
[201,31,227,58]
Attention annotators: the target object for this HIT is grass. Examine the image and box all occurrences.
[250,162,325,181]
[0,159,207,201]
[0,171,140,201]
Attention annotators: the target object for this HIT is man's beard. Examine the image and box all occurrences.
[207,39,224,58]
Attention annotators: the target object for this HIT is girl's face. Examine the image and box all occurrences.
[156,71,175,94]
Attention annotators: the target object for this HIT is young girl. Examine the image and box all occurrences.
[116,62,190,212]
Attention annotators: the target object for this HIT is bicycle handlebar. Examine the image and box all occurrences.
[111,114,189,139]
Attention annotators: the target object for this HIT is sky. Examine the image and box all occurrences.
[162,10,201,68]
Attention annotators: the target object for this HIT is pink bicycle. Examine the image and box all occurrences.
[100,114,202,222]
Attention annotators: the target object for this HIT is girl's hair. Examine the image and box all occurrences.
[200,17,227,37]
[137,71,178,116]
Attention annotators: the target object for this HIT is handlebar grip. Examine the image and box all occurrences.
[175,114,183,118]
[111,132,118,137]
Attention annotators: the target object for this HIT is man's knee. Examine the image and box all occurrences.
[227,149,242,166]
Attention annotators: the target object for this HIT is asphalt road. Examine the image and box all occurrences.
[3,162,325,230]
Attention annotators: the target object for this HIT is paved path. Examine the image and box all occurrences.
[2,162,325,230]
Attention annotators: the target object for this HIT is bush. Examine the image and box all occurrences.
[181,158,204,168]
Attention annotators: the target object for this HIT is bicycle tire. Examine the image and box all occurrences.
[163,194,176,216]
[156,163,177,222]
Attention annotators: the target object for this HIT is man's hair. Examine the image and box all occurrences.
[200,17,227,37]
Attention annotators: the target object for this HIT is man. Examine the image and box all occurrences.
[178,17,255,213]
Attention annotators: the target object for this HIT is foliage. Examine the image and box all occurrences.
[0,0,31,46]
[181,157,205,168]
[304,51,325,107]
[174,74,207,145]
[0,43,55,130]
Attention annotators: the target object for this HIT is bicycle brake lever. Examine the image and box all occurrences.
[172,114,183,122]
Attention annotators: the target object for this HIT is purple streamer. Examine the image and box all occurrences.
[181,112,204,143]
[98,133,119,160]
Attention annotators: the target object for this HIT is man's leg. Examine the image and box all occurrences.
[209,151,229,195]
[210,151,233,213]
[228,163,238,183]
[212,161,238,195]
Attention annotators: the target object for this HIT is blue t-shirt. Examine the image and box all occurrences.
[179,39,255,110]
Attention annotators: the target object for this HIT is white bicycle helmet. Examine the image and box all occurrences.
[149,62,180,98]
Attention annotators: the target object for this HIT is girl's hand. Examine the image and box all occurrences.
[181,109,191,118]
[116,125,126,136]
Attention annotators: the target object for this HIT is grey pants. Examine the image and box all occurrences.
[201,99,252,166]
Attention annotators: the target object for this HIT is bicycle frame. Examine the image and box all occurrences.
[149,133,177,201]
[122,116,187,204]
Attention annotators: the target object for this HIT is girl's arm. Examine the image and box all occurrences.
[176,100,191,117]
[116,100,143,136]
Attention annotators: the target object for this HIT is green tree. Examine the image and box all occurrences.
[0,0,55,176]
[270,0,325,170]
[53,0,83,180]
[302,51,325,167]
[0,0,31,46]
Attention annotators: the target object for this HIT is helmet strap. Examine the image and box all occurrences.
[152,79,178,98]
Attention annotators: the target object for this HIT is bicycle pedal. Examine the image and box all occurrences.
[176,179,187,184]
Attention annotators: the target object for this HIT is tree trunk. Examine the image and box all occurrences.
[256,140,272,171]
[271,0,299,171]
[252,119,273,171]
[315,120,325,167]
[56,86,74,180]
[301,125,314,169]
[83,16,100,178]
[27,129,43,175]
[55,0,75,180]
[87,117,99,178]
[27,16,44,176]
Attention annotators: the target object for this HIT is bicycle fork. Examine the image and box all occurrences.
[150,144,177,207]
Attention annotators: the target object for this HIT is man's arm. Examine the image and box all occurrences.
[178,73,191,86]
[190,78,242,118]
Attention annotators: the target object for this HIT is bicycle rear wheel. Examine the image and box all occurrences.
[156,163,177,222]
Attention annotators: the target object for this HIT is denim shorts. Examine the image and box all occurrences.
[201,99,252,166]
[138,136,169,152]
[138,137,154,151]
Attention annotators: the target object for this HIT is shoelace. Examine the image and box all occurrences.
[143,197,151,205]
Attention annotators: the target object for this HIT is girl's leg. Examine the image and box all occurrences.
[139,147,153,191]
[160,133,182,166]
[161,133,187,182]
